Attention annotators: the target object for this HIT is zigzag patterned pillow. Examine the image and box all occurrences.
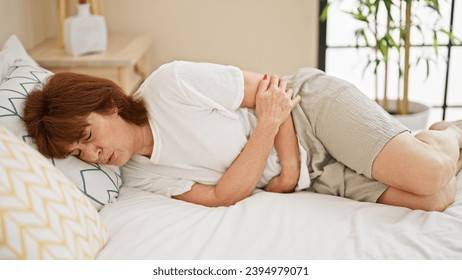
[0,125,108,259]
[0,59,121,210]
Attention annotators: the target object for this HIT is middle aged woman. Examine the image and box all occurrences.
[23,61,462,211]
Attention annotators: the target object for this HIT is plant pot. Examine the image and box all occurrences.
[378,99,431,131]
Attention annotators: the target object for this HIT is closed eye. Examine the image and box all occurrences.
[84,130,92,142]
[71,149,81,158]
[69,129,91,158]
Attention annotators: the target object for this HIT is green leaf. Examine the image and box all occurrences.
[425,59,430,78]
[432,31,439,55]
[319,2,330,22]
[378,38,389,60]
[440,28,462,44]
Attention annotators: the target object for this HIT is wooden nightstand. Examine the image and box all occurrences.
[29,35,151,94]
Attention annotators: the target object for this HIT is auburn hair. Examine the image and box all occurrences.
[23,72,148,159]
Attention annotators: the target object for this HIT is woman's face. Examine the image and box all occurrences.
[68,111,138,166]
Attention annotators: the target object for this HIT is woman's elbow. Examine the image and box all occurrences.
[418,155,456,196]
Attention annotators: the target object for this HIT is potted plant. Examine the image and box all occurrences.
[320,0,460,130]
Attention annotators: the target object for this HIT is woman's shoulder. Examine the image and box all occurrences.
[154,60,239,76]
[139,61,184,89]
[135,61,191,101]
[150,60,183,78]
[137,60,241,99]
[143,61,200,85]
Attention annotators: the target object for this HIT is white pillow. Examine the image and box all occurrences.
[0,59,121,210]
[0,34,37,83]
[0,125,108,259]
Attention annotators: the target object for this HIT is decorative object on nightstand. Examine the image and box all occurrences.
[63,0,107,56]
[56,0,105,48]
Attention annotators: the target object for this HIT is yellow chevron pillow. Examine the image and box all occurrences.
[0,125,108,259]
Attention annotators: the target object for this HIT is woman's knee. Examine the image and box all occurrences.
[377,180,456,212]
[409,150,456,196]
[416,178,456,212]
[422,153,456,195]
[373,132,456,196]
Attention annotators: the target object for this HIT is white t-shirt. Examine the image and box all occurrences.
[122,61,310,197]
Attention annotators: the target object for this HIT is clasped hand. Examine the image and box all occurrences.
[255,74,301,128]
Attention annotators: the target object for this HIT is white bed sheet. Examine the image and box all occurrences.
[97,173,462,259]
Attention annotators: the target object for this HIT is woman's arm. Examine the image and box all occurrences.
[173,75,300,207]
[242,71,300,193]
[265,114,300,193]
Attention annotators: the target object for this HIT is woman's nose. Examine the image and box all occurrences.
[82,144,102,163]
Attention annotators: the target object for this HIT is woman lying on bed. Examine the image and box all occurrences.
[23,61,462,211]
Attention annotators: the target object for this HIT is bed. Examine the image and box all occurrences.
[1,34,462,260]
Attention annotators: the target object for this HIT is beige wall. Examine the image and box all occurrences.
[102,0,319,75]
[0,0,55,49]
[1,0,319,76]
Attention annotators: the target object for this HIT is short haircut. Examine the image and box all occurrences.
[23,72,148,158]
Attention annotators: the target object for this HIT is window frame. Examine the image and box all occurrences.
[318,0,461,120]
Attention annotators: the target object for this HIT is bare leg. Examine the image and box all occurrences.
[377,177,456,211]
[377,142,462,211]
[372,120,462,210]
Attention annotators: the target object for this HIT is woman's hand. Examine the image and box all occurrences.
[255,75,301,128]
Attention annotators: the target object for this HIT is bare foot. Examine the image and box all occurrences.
[429,120,462,131]
[429,120,462,148]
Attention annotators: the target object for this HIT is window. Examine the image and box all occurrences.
[319,0,462,124]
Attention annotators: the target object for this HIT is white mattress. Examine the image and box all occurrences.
[97,172,462,259]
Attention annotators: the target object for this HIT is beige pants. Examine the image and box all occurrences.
[287,68,409,203]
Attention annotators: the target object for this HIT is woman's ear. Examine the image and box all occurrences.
[110,99,119,114]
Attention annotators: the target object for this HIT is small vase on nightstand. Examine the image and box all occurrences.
[63,0,107,56]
